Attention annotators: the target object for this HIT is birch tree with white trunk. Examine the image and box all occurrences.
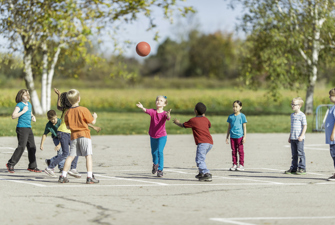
[232,0,335,114]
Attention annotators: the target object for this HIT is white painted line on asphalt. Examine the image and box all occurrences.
[94,174,169,186]
[0,178,46,187]
[0,147,15,149]
[210,216,335,224]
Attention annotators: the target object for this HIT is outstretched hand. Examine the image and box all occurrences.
[166,109,172,117]
[136,102,143,109]
[54,88,60,96]
[173,118,180,124]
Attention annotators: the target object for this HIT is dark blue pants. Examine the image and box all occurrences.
[290,140,306,171]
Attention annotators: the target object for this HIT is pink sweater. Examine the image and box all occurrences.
[145,109,170,138]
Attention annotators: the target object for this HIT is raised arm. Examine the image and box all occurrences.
[54,88,63,111]
[173,118,184,128]
[136,102,147,112]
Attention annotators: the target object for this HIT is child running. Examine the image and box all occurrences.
[285,97,307,175]
[173,102,213,182]
[58,89,99,184]
[226,100,247,171]
[324,88,335,181]
[136,96,171,177]
[6,89,41,173]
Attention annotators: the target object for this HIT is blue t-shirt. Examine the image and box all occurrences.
[227,113,247,139]
[325,105,335,144]
[290,112,307,140]
[16,102,32,128]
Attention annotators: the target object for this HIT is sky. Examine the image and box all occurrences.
[100,0,244,58]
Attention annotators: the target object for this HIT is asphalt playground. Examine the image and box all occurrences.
[0,133,335,225]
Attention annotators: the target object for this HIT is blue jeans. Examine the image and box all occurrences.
[196,143,213,174]
[50,137,64,170]
[150,136,167,171]
[329,144,335,168]
[290,140,306,171]
[49,132,78,170]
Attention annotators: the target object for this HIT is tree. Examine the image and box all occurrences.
[233,0,335,114]
[0,0,194,115]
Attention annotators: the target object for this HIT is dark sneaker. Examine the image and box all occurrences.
[296,168,306,175]
[86,174,99,184]
[284,169,297,174]
[45,159,50,167]
[6,163,14,173]
[27,168,42,173]
[157,170,163,177]
[152,164,159,174]
[327,174,335,181]
[195,173,204,179]
[59,168,63,173]
[58,175,69,183]
[199,173,212,182]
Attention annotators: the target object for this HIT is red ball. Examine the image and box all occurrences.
[136,42,151,57]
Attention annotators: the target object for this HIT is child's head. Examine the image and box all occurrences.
[291,97,304,109]
[67,89,80,105]
[329,88,335,103]
[233,100,242,113]
[15,89,30,103]
[156,95,168,108]
[47,110,57,125]
[195,102,206,115]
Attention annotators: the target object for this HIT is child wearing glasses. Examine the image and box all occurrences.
[285,97,307,175]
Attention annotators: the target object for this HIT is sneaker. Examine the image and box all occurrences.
[236,165,245,171]
[86,174,99,184]
[284,168,297,174]
[59,168,63,173]
[157,170,163,177]
[296,168,306,175]
[199,173,212,182]
[27,168,42,173]
[195,172,204,179]
[68,169,82,178]
[58,175,69,183]
[229,165,237,171]
[6,163,14,173]
[152,164,159,174]
[45,159,50,167]
[44,167,57,177]
[327,174,335,181]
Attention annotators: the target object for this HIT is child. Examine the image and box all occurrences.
[285,97,307,175]
[58,89,99,184]
[173,102,213,182]
[40,110,63,176]
[136,96,171,177]
[226,100,247,171]
[6,89,41,173]
[325,88,335,181]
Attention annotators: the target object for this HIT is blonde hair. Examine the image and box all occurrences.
[329,88,335,96]
[156,95,168,104]
[292,97,304,106]
[66,89,80,105]
[15,89,29,103]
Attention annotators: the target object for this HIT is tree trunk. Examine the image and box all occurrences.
[41,42,48,113]
[23,47,43,115]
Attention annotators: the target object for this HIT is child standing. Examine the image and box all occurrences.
[6,89,41,173]
[136,96,171,177]
[325,88,335,181]
[58,89,99,184]
[285,97,307,175]
[226,100,247,171]
[173,102,213,182]
[40,110,63,176]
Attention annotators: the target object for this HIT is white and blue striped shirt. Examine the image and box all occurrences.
[290,112,307,140]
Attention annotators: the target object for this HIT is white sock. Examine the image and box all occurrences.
[62,171,68,177]
[87,171,92,177]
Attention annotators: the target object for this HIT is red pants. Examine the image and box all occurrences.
[230,137,244,166]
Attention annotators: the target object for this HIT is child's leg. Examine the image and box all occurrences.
[85,155,93,174]
[157,136,167,171]
[195,143,212,174]
[71,156,79,170]
[62,156,75,174]
[330,145,335,168]
[230,138,238,165]
[290,141,298,171]
[237,137,244,166]
[26,128,37,168]
[49,132,70,169]
[150,137,159,166]
[297,140,306,170]
[8,127,29,166]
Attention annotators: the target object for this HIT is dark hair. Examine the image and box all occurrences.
[60,92,72,119]
[15,89,28,103]
[233,100,242,107]
[195,102,207,115]
[47,110,57,119]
